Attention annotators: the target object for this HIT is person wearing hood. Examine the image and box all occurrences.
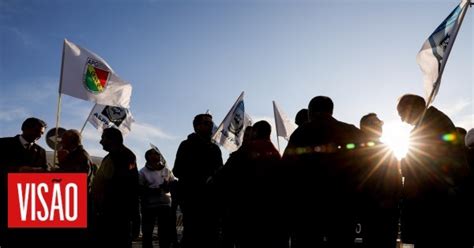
[139,148,176,248]
[173,113,223,248]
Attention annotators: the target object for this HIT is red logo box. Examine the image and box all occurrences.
[8,173,87,228]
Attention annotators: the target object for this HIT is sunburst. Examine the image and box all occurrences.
[380,121,412,160]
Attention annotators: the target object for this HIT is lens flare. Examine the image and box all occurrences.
[380,121,412,160]
[346,143,356,150]
[442,133,456,142]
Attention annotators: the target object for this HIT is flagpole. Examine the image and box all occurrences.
[52,94,63,169]
[52,40,67,169]
[416,78,438,128]
[272,101,281,152]
[277,136,281,152]
[80,103,97,135]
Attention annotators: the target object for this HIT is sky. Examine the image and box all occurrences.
[1,0,472,169]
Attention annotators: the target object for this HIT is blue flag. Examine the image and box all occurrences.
[416,0,469,105]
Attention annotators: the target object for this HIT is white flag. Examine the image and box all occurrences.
[212,92,252,152]
[87,104,134,135]
[416,0,469,105]
[60,39,132,108]
[273,101,296,140]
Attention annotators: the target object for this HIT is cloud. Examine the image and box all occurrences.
[441,98,471,117]
[24,79,58,103]
[0,107,29,121]
[439,98,473,130]
[454,114,474,130]
[0,26,33,46]
[60,97,95,119]
[63,108,176,142]
[81,128,102,143]
[249,115,273,124]
[85,148,107,159]
[129,122,176,141]
[79,122,175,169]
[2,77,58,104]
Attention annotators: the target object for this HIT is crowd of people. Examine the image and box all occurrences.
[0,93,473,248]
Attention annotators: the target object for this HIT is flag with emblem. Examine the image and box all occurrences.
[87,104,134,135]
[60,39,132,108]
[212,91,252,152]
[416,0,469,105]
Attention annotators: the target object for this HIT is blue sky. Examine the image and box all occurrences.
[1,0,472,168]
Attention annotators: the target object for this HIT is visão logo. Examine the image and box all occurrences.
[8,173,87,228]
[83,57,110,94]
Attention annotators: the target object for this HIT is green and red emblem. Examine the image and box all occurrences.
[83,58,110,94]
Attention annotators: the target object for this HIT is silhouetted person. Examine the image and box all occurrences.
[55,129,94,246]
[139,148,176,248]
[467,129,474,148]
[295,108,309,126]
[0,117,47,247]
[457,127,467,145]
[168,179,181,247]
[466,128,474,171]
[248,121,287,248]
[283,96,363,248]
[241,125,254,146]
[456,127,471,245]
[288,109,308,246]
[224,121,286,248]
[91,127,139,248]
[397,94,469,248]
[173,114,223,248]
[357,113,402,248]
[0,117,47,172]
[214,125,254,248]
[465,128,474,245]
[58,129,92,173]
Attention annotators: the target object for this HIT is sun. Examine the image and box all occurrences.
[380,121,412,160]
